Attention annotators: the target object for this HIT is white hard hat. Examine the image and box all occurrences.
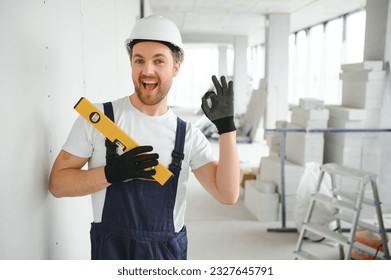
[126,15,184,63]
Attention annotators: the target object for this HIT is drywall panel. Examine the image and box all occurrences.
[0,0,52,260]
[0,0,139,260]
[45,0,91,260]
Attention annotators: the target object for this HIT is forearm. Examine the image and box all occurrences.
[216,130,240,204]
[49,166,110,198]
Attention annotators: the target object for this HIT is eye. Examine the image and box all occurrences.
[133,58,144,64]
[155,59,165,65]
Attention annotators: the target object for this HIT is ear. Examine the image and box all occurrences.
[173,62,181,77]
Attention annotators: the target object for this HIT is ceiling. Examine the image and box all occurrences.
[148,0,366,45]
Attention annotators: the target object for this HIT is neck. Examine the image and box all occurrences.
[129,94,169,116]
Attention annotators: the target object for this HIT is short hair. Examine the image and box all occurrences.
[128,40,183,64]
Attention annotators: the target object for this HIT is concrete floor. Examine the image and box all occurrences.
[184,141,340,260]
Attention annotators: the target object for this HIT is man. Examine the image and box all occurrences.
[49,15,239,260]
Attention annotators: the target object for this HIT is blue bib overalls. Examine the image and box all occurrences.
[89,102,188,260]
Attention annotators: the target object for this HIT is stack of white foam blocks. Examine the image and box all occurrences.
[324,61,384,173]
[324,61,385,215]
[245,100,329,222]
[243,121,284,222]
[244,61,385,222]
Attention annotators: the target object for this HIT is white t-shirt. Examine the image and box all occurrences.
[63,96,215,232]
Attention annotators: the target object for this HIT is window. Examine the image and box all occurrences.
[168,46,219,107]
[288,10,366,106]
[345,11,366,63]
[248,44,265,89]
[324,18,344,104]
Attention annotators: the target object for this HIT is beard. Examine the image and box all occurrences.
[133,76,171,106]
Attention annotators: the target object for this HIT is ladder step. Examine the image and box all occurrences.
[335,212,382,233]
[303,222,350,245]
[335,190,377,206]
[321,163,377,181]
[294,250,319,260]
[312,193,357,213]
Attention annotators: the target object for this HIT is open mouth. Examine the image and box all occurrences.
[142,80,158,92]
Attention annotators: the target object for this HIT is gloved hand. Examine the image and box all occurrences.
[201,75,236,135]
[104,145,159,183]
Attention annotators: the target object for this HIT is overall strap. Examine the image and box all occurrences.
[103,102,117,164]
[169,117,187,173]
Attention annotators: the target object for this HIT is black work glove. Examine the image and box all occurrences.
[201,75,236,135]
[104,145,159,183]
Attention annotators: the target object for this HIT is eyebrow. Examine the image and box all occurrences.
[133,53,168,59]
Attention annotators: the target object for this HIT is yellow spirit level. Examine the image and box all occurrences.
[74,97,173,186]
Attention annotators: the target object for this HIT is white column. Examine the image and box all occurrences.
[364,0,391,212]
[364,0,391,61]
[264,14,290,128]
[233,35,249,116]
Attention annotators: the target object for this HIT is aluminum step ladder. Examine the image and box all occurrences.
[294,163,390,260]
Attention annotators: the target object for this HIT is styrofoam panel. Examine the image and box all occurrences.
[299,98,325,110]
[265,132,280,146]
[361,155,381,174]
[258,180,277,194]
[291,114,328,129]
[327,106,367,120]
[291,106,329,120]
[287,122,325,132]
[265,133,280,155]
[328,117,380,129]
[342,80,384,109]
[361,137,381,174]
[365,110,382,124]
[260,156,305,195]
[286,132,324,165]
[341,61,383,72]
[362,136,381,151]
[325,132,363,147]
[268,145,280,156]
[323,140,361,169]
[244,180,279,221]
[339,70,386,81]
[328,117,364,129]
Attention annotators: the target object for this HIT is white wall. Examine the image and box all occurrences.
[0,0,138,259]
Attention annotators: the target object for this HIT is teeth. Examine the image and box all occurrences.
[143,80,158,91]
[143,81,157,84]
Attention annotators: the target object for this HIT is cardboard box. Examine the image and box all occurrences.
[240,163,259,188]
[240,172,257,188]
